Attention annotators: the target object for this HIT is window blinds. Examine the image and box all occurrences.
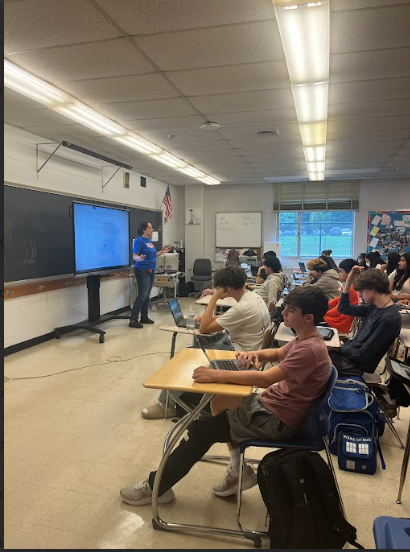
[273,181,360,211]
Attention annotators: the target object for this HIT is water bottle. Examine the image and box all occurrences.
[186,305,196,330]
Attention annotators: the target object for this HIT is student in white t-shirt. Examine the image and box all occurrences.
[141,267,270,419]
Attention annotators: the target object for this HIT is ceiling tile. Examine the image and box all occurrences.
[169,141,234,152]
[188,89,295,114]
[326,139,405,152]
[330,78,410,104]
[331,0,406,11]
[4,109,79,128]
[219,123,299,140]
[4,0,121,53]
[147,131,225,147]
[95,0,274,35]
[127,115,207,133]
[329,98,410,120]
[96,98,198,121]
[6,38,155,82]
[203,109,297,128]
[331,48,410,84]
[4,88,45,111]
[166,61,290,96]
[327,129,410,141]
[331,4,410,53]
[134,20,283,71]
[328,115,410,133]
[60,74,180,103]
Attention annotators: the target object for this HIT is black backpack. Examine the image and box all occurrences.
[257,449,364,549]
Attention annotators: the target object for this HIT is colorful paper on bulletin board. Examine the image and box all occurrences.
[367,211,410,256]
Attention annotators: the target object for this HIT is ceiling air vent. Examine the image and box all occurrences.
[257,130,279,137]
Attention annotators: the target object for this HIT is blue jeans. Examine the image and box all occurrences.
[131,268,155,321]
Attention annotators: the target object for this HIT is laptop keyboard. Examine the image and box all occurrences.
[212,360,240,371]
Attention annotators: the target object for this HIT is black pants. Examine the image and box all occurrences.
[148,411,232,496]
[329,351,364,377]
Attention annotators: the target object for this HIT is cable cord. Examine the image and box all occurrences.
[4,350,170,382]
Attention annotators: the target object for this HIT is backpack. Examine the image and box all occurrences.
[177,281,195,297]
[327,377,386,475]
[257,449,363,549]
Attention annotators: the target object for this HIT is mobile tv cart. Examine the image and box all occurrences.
[54,274,130,343]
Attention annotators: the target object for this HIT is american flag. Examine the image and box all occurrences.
[162,185,172,219]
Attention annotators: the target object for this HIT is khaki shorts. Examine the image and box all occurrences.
[227,394,300,443]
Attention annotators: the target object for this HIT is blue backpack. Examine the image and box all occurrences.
[327,377,386,475]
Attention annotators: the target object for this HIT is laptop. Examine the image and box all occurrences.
[168,298,200,328]
[194,335,255,371]
[385,356,410,384]
[298,261,307,273]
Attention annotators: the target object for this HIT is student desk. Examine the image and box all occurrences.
[196,294,237,315]
[275,322,341,348]
[159,325,215,359]
[144,348,253,543]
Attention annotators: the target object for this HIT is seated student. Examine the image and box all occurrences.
[324,258,359,334]
[321,249,339,271]
[389,253,410,301]
[141,267,270,419]
[254,251,277,285]
[380,252,401,285]
[254,256,284,308]
[365,251,382,269]
[329,267,401,377]
[303,257,341,300]
[357,253,368,270]
[120,286,332,505]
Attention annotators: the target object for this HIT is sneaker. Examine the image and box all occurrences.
[140,317,155,324]
[212,464,257,497]
[120,478,175,506]
[141,402,176,420]
[129,320,143,329]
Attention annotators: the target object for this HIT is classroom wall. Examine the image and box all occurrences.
[4,124,180,348]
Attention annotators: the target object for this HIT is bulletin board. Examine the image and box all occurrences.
[367,211,410,255]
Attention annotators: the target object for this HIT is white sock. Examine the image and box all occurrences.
[229,449,240,473]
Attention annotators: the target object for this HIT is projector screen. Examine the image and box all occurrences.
[73,202,130,274]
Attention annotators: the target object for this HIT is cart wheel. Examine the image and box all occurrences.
[55,331,61,339]
[99,335,105,343]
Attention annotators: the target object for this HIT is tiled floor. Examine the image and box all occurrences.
[4,298,410,549]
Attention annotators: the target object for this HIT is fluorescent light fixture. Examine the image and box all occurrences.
[304,145,325,162]
[273,0,330,181]
[114,133,162,155]
[151,153,186,168]
[198,176,221,185]
[292,82,328,123]
[178,167,206,178]
[4,59,222,184]
[307,161,324,173]
[274,1,329,84]
[308,171,325,180]
[55,103,126,136]
[4,59,71,107]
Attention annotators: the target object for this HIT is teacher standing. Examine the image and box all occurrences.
[130,222,171,328]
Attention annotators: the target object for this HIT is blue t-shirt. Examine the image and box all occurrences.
[133,236,157,269]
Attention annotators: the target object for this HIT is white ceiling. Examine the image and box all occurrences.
[4,0,410,185]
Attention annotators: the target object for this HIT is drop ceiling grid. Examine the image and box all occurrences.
[4,0,410,183]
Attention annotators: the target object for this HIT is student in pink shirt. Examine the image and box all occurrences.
[120,286,332,506]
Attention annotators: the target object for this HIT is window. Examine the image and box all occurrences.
[278,211,354,258]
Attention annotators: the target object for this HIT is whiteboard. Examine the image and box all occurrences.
[216,212,262,248]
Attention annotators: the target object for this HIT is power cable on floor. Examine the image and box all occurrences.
[4,350,170,382]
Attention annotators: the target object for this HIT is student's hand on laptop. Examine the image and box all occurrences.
[236,351,260,370]
[192,366,216,383]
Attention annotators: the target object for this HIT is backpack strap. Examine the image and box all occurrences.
[306,454,365,549]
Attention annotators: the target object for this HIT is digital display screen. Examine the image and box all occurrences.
[73,202,129,273]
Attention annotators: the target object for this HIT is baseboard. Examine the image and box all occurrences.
[4,306,132,356]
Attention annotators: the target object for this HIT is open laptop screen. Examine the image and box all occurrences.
[168,298,184,325]
[299,261,307,273]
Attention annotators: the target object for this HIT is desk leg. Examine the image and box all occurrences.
[170,332,177,359]
[151,392,257,544]
[396,420,410,504]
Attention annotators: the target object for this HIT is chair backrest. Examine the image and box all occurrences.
[193,258,212,276]
[315,365,338,437]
